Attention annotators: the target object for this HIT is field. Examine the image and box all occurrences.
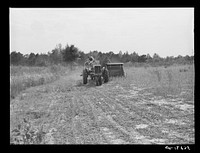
[10,65,69,99]
[10,64,194,144]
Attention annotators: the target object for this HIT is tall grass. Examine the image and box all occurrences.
[120,64,194,98]
[153,69,162,82]
[10,65,69,99]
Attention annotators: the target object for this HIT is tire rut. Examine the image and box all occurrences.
[83,88,153,144]
[70,92,108,144]
[89,85,194,143]
[81,95,119,144]
[91,87,170,127]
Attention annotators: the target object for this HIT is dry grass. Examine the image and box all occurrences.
[119,64,194,98]
[10,65,70,99]
[10,118,47,144]
[10,64,194,144]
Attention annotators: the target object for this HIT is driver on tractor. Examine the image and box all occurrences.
[85,56,95,70]
[88,56,95,65]
[82,55,109,85]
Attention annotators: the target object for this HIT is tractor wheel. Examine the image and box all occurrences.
[122,69,126,77]
[98,76,102,85]
[103,69,109,83]
[95,76,99,86]
[83,69,88,84]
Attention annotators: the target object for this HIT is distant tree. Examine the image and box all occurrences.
[56,43,62,53]
[183,55,194,64]
[97,51,103,60]
[110,53,120,63]
[10,51,24,65]
[184,55,190,61]
[50,47,62,64]
[118,51,123,62]
[62,44,80,69]
[108,51,114,56]
[35,54,50,66]
[130,52,139,63]
[28,53,36,66]
[89,50,99,60]
[173,55,184,64]
[138,55,147,63]
[189,56,194,63]
[78,51,87,64]
[146,54,152,63]
[152,53,161,63]
[100,56,111,68]
[164,56,175,66]
[121,51,131,63]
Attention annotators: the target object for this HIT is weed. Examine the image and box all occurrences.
[166,70,173,85]
[10,118,47,144]
[154,69,162,82]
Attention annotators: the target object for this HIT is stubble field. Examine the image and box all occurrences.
[10,64,194,144]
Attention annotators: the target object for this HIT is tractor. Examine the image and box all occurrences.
[81,57,125,86]
[82,61,109,86]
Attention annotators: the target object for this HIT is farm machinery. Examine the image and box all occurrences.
[106,63,125,77]
[82,61,109,86]
[82,58,125,86]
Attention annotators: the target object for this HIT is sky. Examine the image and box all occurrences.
[10,8,194,57]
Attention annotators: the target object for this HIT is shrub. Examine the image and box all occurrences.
[10,118,47,144]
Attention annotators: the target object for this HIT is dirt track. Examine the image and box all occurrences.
[10,69,194,144]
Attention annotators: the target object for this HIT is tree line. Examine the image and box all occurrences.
[10,43,194,67]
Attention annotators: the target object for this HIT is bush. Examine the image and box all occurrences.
[10,118,47,144]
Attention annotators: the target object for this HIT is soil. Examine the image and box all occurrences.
[10,70,194,144]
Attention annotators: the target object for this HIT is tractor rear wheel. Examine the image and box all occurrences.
[95,76,102,86]
[83,69,88,84]
[98,76,102,85]
[95,76,99,86]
